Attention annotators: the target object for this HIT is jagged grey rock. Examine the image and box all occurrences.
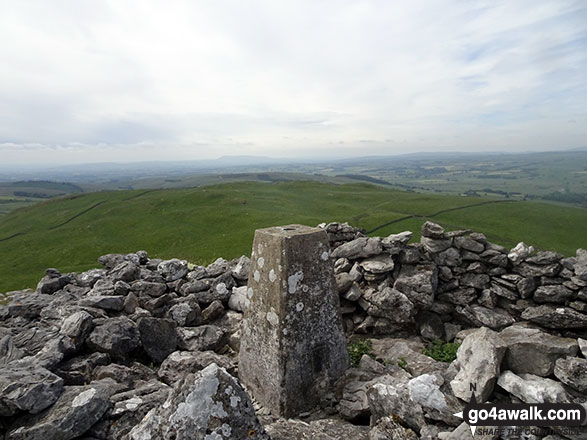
[157,258,189,282]
[206,257,229,277]
[369,416,418,440]
[59,310,94,347]
[553,357,587,394]
[79,295,125,311]
[533,285,575,303]
[55,352,110,385]
[265,417,370,440]
[158,350,235,385]
[499,325,578,376]
[228,285,248,311]
[0,335,24,364]
[231,255,251,280]
[109,261,140,283]
[455,305,515,330]
[6,380,119,440]
[359,254,395,274]
[130,280,167,297]
[497,371,570,403]
[331,236,383,259]
[508,242,535,264]
[421,221,445,238]
[176,325,226,352]
[167,299,202,326]
[521,305,587,328]
[578,338,587,357]
[358,287,415,321]
[450,327,507,402]
[408,374,461,425]
[137,317,178,363]
[127,363,270,440]
[0,363,64,416]
[394,264,438,308]
[86,316,140,359]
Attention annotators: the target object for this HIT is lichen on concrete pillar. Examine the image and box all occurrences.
[238,224,349,417]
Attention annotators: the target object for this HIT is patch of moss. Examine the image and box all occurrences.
[348,339,374,367]
[422,340,460,363]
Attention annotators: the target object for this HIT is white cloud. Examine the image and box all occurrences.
[0,0,586,163]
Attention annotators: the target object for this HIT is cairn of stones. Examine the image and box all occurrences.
[0,220,586,439]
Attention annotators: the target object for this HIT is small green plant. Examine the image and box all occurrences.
[397,356,408,371]
[422,340,460,363]
[348,339,374,367]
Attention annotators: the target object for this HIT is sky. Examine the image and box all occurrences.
[1,0,586,165]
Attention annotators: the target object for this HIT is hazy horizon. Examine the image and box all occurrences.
[1,0,586,165]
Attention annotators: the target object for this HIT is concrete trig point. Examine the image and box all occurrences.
[238,224,349,417]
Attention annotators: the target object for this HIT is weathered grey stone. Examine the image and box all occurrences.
[195,273,235,304]
[371,338,445,377]
[526,250,563,265]
[342,282,363,302]
[367,376,426,433]
[228,285,248,311]
[438,288,478,305]
[137,317,177,363]
[335,272,354,293]
[508,242,534,264]
[206,257,229,277]
[179,279,210,295]
[158,350,236,385]
[497,370,570,403]
[239,225,348,417]
[521,305,587,329]
[358,287,415,321]
[460,272,490,290]
[331,236,383,259]
[433,247,462,267]
[0,363,64,416]
[86,316,140,359]
[421,221,445,238]
[130,280,167,297]
[265,417,370,440]
[127,363,270,440]
[55,352,110,385]
[450,327,507,402]
[454,236,485,253]
[499,325,578,376]
[421,236,453,253]
[419,311,445,340]
[408,373,462,425]
[578,338,587,357]
[7,380,119,440]
[231,255,250,280]
[478,289,499,308]
[334,257,352,274]
[157,258,189,281]
[382,231,412,248]
[0,335,24,364]
[36,269,70,295]
[59,310,94,347]
[440,422,499,440]
[76,269,106,288]
[553,357,587,394]
[79,295,125,311]
[201,299,225,323]
[6,292,55,319]
[516,262,561,278]
[177,325,226,352]
[109,261,140,283]
[359,254,395,274]
[533,285,575,303]
[93,362,156,388]
[393,264,438,308]
[369,416,418,440]
[490,282,519,300]
[455,305,515,330]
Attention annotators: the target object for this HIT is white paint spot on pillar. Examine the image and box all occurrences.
[257,243,264,255]
[321,251,329,261]
[254,270,260,282]
[288,271,304,294]
[72,388,96,407]
[258,257,265,268]
[269,269,277,282]
[247,287,254,299]
[266,309,279,326]
[296,302,304,312]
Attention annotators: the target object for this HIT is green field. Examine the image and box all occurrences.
[1,181,586,294]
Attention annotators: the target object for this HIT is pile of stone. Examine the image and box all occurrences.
[0,220,586,439]
[328,221,587,340]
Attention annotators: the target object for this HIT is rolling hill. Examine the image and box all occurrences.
[1,181,586,294]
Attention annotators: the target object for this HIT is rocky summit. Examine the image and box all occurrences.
[1,221,587,439]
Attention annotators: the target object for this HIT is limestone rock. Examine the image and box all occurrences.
[59,310,94,347]
[127,363,270,440]
[157,258,189,282]
[265,417,370,440]
[521,305,587,329]
[553,357,587,394]
[331,237,383,259]
[497,370,570,403]
[533,285,575,304]
[158,350,236,385]
[450,327,507,402]
[228,285,249,312]
[508,242,534,264]
[359,254,395,274]
[359,287,415,321]
[421,221,445,239]
[137,317,178,363]
[499,325,578,376]
[177,325,226,352]
[0,363,64,416]
[86,316,140,359]
[130,280,167,297]
[7,380,119,440]
[231,255,250,280]
[79,295,125,311]
[394,264,438,308]
[109,261,140,283]
[369,416,418,440]
[455,305,515,330]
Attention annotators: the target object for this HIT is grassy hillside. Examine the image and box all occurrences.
[1,181,586,293]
